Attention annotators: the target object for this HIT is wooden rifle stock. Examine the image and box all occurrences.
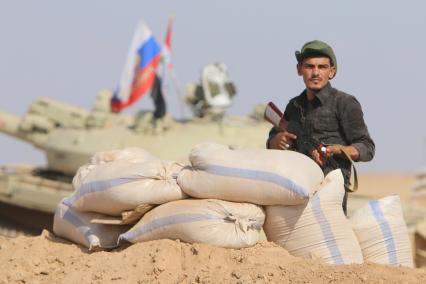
[264,102,287,131]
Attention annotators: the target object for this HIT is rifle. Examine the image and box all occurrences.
[264,102,328,158]
[264,102,358,192]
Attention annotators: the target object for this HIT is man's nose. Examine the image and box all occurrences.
[312,66,320,75]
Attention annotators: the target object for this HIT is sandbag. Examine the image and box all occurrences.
[350,195,414,267]
[64,159,186,216]
[119,199,265,249]
[53,200,130,251]
[73,147,157,190]
[264,169,363,265]
[177,142,323,205]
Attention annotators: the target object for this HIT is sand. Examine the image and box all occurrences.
[0,230,424,284]
[355,173,416,201]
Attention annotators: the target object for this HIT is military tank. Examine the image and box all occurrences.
[0,63,270,236]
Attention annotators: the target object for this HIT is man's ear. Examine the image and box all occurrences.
[329,66,336,79]
[297,63,302,76]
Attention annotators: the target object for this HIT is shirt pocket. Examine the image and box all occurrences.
[312,110,339,132]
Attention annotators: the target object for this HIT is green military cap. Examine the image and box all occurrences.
[295,40,337,71]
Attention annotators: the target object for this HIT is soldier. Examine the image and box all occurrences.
[267,40,375,214]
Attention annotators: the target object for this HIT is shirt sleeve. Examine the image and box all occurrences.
[338,95,375,162]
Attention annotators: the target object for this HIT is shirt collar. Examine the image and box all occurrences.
[294,82,333,108]
[314,82,333,105]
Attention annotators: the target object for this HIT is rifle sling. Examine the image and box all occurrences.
[329,144,358,192]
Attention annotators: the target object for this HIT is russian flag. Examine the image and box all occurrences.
[111,20,162,112]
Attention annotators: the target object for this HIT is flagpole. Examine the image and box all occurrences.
[162,16,187,119]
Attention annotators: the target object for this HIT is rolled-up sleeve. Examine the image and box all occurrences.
[339,96,375,162]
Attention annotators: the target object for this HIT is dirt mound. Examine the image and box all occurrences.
[0,230,425,284]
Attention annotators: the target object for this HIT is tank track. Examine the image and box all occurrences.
[0,219,35,238]
[0,201,54,238]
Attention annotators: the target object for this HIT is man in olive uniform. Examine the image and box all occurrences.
[267,40,375,214]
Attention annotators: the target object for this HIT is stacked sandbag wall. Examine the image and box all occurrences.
[55,148,187,250]
[53,143,413,267]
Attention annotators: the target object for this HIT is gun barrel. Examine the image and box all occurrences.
[0,111,48,147]
[0,111,21,138]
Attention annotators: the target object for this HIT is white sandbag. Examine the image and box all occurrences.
[53,200,130,251]
[177,142,323,205]
[264,169,363,265]
[119,199,265,249]
[350,195,414,267]
[64,159,186,216]
[73,147,157,190]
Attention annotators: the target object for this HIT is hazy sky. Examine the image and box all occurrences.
[0,0,425,173]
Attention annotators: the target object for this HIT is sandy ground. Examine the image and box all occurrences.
[1,173,425,283]
[0,230,425,284]
[355,173,416,201]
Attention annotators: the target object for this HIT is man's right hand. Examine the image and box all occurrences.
[268,131,297,150]
[310,148,327,167]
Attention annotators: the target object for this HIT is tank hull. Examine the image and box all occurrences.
[0,165,73,236]
[0,201,54,236]
[43,118,271,175]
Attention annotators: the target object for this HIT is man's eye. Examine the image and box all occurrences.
[319,65,330,69]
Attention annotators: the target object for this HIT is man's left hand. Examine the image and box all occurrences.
[326,144,360,161]
[325,145,342,156]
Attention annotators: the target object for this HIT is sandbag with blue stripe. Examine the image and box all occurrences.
[119,199,265,248]
[72,147,157,191]
[264,169,363,265]
[64,159,187,216]
[53,200,130,251]
[350,195,414,267]
[177,143,323,206]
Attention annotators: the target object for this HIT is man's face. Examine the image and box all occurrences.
[297,57,336,92]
